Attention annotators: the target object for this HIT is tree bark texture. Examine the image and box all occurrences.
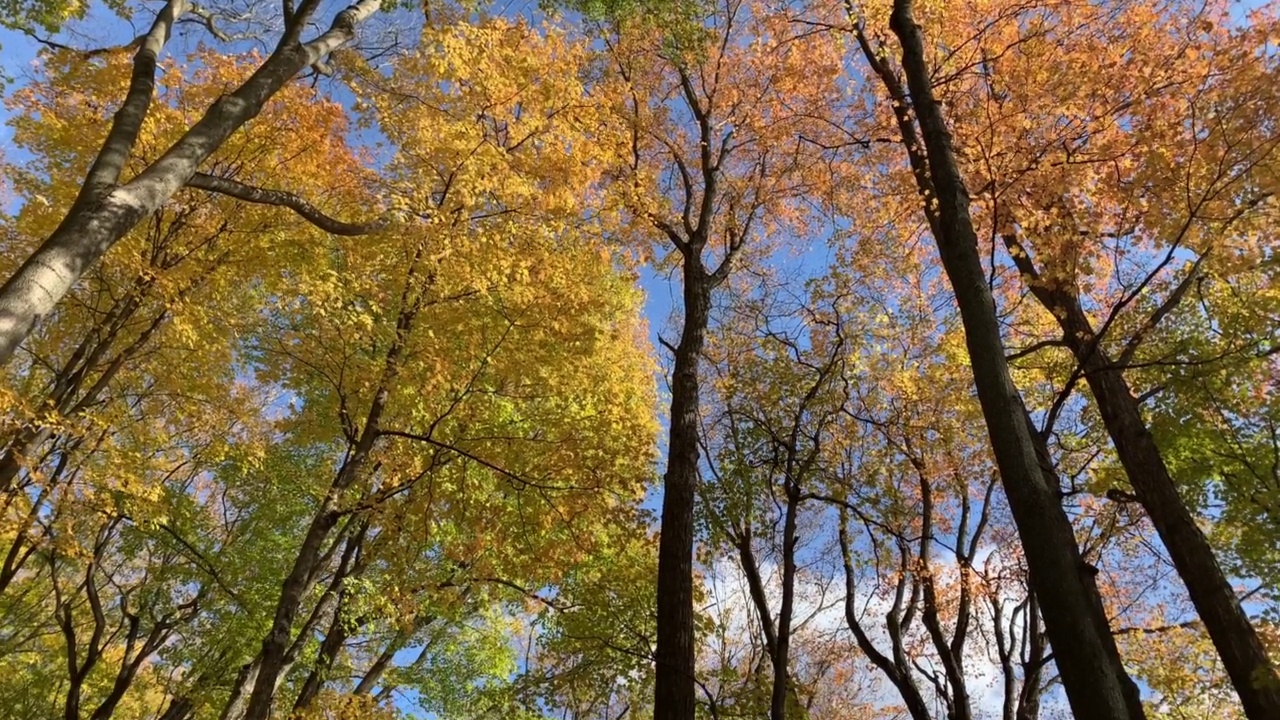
[654,257,711,720]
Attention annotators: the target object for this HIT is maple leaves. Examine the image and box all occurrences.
[2,0,1280,718]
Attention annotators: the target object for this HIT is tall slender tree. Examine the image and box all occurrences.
[598,2,848,715]
[844,1,1146,716]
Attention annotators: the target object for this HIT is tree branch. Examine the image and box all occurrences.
[1116,251,1210,368]
[1006,339,1066,363]
[82,0,189,199]
[186,172,387,236]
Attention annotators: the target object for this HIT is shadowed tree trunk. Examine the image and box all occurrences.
[646,47,751,716]
[1000,224,1280,718]
[656,253,712,720]
[862,2,1148,717]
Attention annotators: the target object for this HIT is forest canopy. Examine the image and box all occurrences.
[1,0,1279,719]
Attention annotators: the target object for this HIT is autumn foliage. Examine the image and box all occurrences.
[1,0,1279,719]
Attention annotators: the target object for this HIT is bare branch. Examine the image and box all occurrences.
[19,28,142,56]
[1006,339,1067,363]
[186,173,388,236]
[1116,251,1210,367]
[179,4,260,43]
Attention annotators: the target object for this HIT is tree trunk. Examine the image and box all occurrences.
[237,505,341,720]
[735,522,804,720]
[654,256,711,720]
[997,189,1280,715]
[219,661,260,720]
[292,605,352,712]
[771,484,798,720]
[911,456,972,720]
[89,622,171,720]
[1052,296,1280,718]
[884,2,1145,717]
[159,697,194,720]
[1017,591,1046,720]
[237,263,413,720]
[837,509,934,720]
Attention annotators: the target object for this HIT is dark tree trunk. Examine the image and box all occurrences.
[837,509,934,720]
[1038,290,1280,718]
[654,257,711,720]
[158,697,194,720]
[292,605,352,712]
[911,456,971,720]
[883,2,1146,717]
[89,620,172,720]
[237,255,418,720]
[770,483,799,720]
[239,507,341,720]
[734,521,804,720]
[1017,591,1046,720]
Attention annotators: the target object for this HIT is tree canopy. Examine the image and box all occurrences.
[1,0,1279,719]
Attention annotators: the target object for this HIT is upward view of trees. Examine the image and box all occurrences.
[1,0,1278,718]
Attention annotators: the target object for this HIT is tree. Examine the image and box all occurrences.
[970,6,1280,712]
[847,0,1280,713]
[4,1,1280,717]
[0,42,373,719]
[699,273,847,720]
[0,0,383,367]
[842,0,1146,716]
[823,274,1043,720]
[0,15,661,719]
[596,1,849,716]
